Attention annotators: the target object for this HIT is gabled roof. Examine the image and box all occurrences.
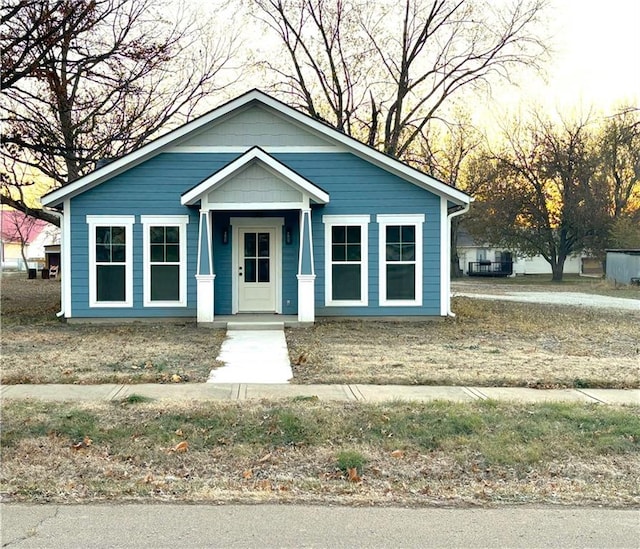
[41,89,472,207]
[181,147,329,206]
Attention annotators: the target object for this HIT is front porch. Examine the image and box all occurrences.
[180,147,329,325]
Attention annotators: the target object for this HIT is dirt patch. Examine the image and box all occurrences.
[287,298,639,388]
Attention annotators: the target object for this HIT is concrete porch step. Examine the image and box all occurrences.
[226,321,285,331]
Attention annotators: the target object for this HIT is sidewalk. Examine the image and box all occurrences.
[1,383,638,405]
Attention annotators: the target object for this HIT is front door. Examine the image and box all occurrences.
[238,228,277,312]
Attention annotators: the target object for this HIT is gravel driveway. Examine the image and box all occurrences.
[453,285,640,311]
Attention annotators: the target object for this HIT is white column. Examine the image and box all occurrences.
[196,274,216,323]
[297,208,315,323]
[196,210,215,324]
[297,274,315,323]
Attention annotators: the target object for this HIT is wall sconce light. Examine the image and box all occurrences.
[285,226,292,245]
[222,227,229,245]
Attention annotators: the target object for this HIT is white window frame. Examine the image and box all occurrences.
[322,214,370,306]
[87,215,134,308]
[141,215,189,307]
[377,214,424,307]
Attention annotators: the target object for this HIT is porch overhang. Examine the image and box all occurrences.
[180,146,329,210]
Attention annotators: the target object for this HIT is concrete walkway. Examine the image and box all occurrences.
[1,383,638,405]
[207,328,293,384]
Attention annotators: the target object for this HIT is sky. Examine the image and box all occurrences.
[491,0,640,114]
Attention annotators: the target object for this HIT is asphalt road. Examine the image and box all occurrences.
[2,504,638,548]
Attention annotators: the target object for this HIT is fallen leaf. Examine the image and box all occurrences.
[257,479,272,491]
[171,374,182,383]
[242,469,253,479]
[174,441,188,453]
[347,467,361,483]
[391,449,404,458]
[175,429,184,437]
[143,473,154,484]
[258,452,272,463]
[83,436,92,447]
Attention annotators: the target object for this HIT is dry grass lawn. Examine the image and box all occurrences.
[1,399,638,506]
[1,273,637,387]
[287,298,639,388]
[1,275,225,384]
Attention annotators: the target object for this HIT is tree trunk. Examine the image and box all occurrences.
[551,256,566,282]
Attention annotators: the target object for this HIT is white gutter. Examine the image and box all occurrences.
[41,206,65,318]
[447,201,472,317]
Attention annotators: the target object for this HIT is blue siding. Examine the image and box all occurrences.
[69,152,442,318]
[274,153,441,316]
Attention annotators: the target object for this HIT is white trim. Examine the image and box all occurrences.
[230,217,284,314]
[168,146,339,153]
[440,199,449,315]
[377,214,424,307]
[86,215,134,308]
[181,147,329,206]
[141,215,189,307]
[62,199,72,317]
[322,214,370,307]
[42,90,471,208]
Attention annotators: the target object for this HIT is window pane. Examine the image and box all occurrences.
[332,264,361,300]
[244,233,256,257]
[165,244,179,263]
[96,227,110,244]
[332,225,346,244]
[332,244,346,262]
[386,243,401,261]
[346,226,361,244]
[258,233,269,257]
[112,244,126,263]
[346,244,361,261]
[401,243,415,261]
[151,265,179,301]
[150,227,165,244]
[386,264,415,300]
[97,265,125,302]
[165,226,179,243]
[401,225,415,243]
[150,244,164,262]
[244,258,256,282]
[386,226,400,243]
[96,243,110,262]
[258,258,269,282]
[111,226,126,245]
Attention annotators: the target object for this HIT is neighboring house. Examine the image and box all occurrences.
[457,228,596,277]
[41,90,471,324]
[605,249,640,285]
[0,208,60,271]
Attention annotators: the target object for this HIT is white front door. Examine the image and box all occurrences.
[238,228,277,312]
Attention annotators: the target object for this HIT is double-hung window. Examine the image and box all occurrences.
[323,215,369,306]
[87,215,134,307]
[377,214,424,306]
[142,215,189,307]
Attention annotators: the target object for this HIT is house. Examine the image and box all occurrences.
[41,90,471,324]
[456,228,598,277]
[0,208,60,272]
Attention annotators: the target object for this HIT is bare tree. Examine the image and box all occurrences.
[466,112,603,282]
[253,0,548,159]
[0,208,45,275]
[1,0,239,225]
